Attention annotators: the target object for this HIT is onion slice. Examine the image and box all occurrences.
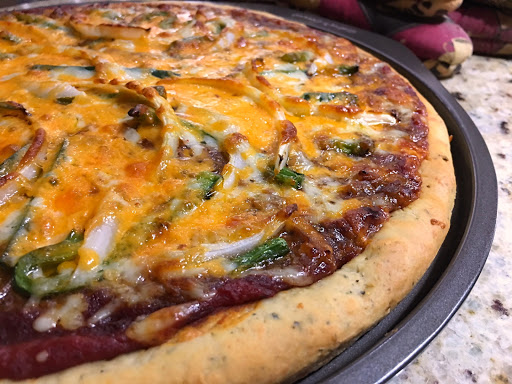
[127,301,202,345]
[165,206,296,263]
[0,129,47,206]
[70,21,150,40]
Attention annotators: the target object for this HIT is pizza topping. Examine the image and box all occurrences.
[0,31,22,44]
[70,21,150,40]
[193,171,222,199]
[0,101,30,117]
[13,12,62,30]
[302,91,358,105]
[337,64,359,76]
[1,137,67,266]
[0,143,29,178]
[323,137,374,157]
[128,104,159,126]
[158,16,177,30]
[275,167,306,189]
[280,50,314,63]
[14,230,84,296]
[233,237,290,270]
[0,3,430,379]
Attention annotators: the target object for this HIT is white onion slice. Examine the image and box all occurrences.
[166,218,286,263]
[202,232,264,261]
[71,22,149,40]
[180,130,203,156]
[355,112,397,126]
[127,302,201,344]
[55,84,84,99]
[0,182,20,207]
[79,215,118,263]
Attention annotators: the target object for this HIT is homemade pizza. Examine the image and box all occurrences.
[0,2,456,382]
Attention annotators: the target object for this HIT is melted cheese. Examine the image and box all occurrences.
[0,3,423,332]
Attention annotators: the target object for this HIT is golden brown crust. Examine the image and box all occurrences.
[0,2,455,383]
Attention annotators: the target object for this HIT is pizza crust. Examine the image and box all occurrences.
[0,3,455,383]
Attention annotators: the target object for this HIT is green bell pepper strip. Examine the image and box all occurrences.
[280,51,314,63]
[143,11,173,21]
[337,65,359,76]
[128,104,160,126]
[195,171,222,199]
[150,69,180,79]
[55,97,74,105]
[159,16,177,29]
[109,171,222,261]
[14,13,62,30]
[1,31,22,44]
[152,85,167,99]
[107,218,160,262]
[1,139,69,265]
[30,65,180,79]
[233,238,290,269]
[331,138,373,157]
[275,167,305,190]
[301,91,358,105]
[30,64,95,71]
[0,143,29,178]
[14,230,84,296]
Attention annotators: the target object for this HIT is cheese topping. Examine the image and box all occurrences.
[0,3,427,350]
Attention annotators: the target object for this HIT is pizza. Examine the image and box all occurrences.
[0,2,455,382]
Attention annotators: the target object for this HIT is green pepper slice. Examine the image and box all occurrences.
[280,51,314,63]
[0,143,29,178]
[275,167,305,190]
[301,91,358,105]
[337,65,359,76]
[55,97,74,105]
[234,238,289,269]
[14,231,84,296]
[195,171,222,199]
[330,138,373,157]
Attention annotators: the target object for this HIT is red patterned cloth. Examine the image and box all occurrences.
[286,0,511,76]
[378,0,464,17]
[308,0,473,77]
[449,3,512,55]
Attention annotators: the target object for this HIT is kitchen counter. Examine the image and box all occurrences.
[391,55,512,383]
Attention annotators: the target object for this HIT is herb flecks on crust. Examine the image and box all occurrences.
[0,2,427,380]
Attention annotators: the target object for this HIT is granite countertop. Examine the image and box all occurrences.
[390,55,512,383]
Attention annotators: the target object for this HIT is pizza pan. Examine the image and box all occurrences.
[227,3,497,383]
[0,1,498,383]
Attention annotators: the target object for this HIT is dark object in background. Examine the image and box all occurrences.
[288,0,472,77]
[449,3,512,56]
[288,0,510,76]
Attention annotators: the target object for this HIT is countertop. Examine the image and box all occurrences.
[391,55,512,383]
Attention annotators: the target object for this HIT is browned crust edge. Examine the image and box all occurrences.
[0,2,456,383]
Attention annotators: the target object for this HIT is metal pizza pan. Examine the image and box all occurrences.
[227,3,497,383]
[0,1,498,383]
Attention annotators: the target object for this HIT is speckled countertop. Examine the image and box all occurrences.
[390,56,512,383]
